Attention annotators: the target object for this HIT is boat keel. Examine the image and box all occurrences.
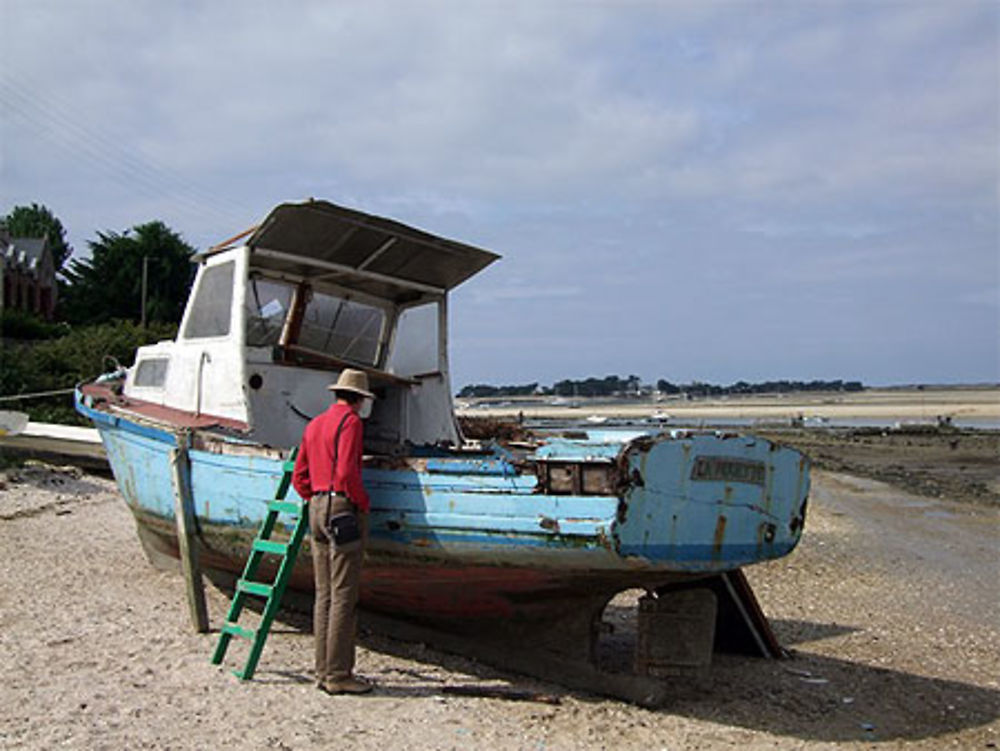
[359,569,782,708]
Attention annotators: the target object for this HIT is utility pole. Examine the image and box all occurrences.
[140,255,149,329]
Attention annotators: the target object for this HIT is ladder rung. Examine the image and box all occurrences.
[268,499,303,514]
[237,580,273,598]
[221,622,256,641]
[252,539,289,555]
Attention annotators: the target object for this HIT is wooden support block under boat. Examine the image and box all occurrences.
[635,588,718,678]
[656,569,785,659]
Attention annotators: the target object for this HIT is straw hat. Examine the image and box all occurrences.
[327,368,375,399]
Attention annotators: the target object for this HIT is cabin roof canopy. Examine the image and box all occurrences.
[210,200,500,304]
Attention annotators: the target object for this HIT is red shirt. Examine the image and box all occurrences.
[292,403,370,512]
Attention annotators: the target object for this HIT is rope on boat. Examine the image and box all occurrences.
[0,388,77,402]
[287,400,314,422]
[0,357,126,404]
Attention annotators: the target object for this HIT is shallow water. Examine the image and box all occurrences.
[528,417,1000,434]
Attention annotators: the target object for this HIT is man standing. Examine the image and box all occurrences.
[292,368,375,695]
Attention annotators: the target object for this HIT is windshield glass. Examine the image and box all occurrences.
[184,261,234,339]
[298,290,385,366]
[385,302,439,376]
[245,277,294,347]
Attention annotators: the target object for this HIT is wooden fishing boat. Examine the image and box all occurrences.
[76,199,809,660]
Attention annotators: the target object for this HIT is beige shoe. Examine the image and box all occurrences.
[321,676,373,695]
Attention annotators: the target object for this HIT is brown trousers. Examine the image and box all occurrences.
[309,493,367,684]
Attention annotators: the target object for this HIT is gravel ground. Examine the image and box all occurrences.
[0,461,997,750]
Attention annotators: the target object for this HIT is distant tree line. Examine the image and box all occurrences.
[458,376,864,399]
[459,382,541,398]
[655,379,864,396]
[552,375,642,397]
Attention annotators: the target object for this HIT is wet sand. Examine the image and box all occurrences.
[755,427,999,507]
[1,460,997,749]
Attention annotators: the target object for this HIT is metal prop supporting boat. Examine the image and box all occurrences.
[76,199,810,686]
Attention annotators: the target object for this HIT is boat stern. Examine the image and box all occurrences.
[613,431,810,571]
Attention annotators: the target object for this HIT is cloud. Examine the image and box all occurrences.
[6,2,994,212]
[959,288,1000,307]
[2,0,996,385]
[470,283,583,304]
[739,220,890,240]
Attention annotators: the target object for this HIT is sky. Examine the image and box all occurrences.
[2,0,997,388]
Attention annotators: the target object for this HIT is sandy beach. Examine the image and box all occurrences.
[1,455,998,749]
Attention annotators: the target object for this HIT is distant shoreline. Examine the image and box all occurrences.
[456,386,1000,423]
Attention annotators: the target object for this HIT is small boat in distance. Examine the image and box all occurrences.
[75,199,810,661]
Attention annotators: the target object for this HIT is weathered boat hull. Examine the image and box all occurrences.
[77,389,809,629]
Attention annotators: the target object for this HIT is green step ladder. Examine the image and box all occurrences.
[211,448,308,680]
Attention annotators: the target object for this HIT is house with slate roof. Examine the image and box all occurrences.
[0,227,58,320]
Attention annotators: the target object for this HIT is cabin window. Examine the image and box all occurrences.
[134,357,169,388]
[386,302,439,376]
[537,461,618,496]
[245,277,294,347]
[298,291,384,366]
[184,261,234,339]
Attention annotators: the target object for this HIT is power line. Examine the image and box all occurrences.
[0,70,251,218]
[0,69,256,234]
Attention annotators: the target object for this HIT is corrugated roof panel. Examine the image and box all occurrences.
[244,200,500,301]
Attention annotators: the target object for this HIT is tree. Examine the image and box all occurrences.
[2,203,73,270]
[60,221,196,325]
[1,319,177,425]
[656,379,680,394]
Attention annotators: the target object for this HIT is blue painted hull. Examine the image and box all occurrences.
[76,391,809,622]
